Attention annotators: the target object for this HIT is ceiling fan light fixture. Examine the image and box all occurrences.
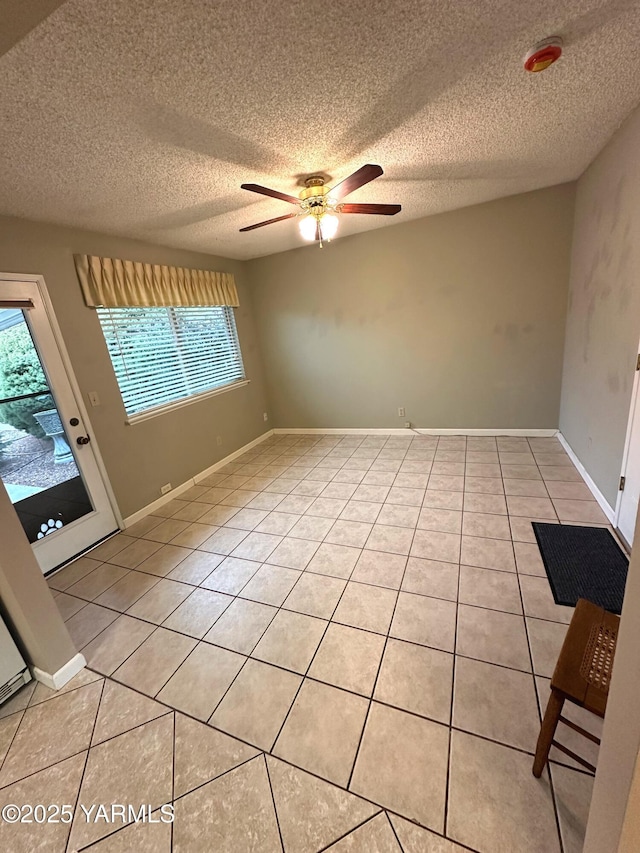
[240,164,401,236]
[298,212,339,243]
[299,214,319,241]
[320,213,338,240]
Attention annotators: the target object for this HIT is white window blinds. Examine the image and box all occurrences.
[96,305,245,417]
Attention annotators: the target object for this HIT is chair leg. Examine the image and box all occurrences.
[533,688,565,777]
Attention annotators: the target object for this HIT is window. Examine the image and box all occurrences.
[96,305,245,418]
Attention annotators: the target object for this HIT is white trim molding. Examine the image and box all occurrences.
[274,428,416,436]
[612,336,640,534]
[32,652,87,690]
[274,427,558,437]
[193,429,274,484]
[557,433,616,523]
[126,379,251,426]
[122,429,274,527]
[413,428,557,436]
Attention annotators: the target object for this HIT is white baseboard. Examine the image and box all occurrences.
[33,652,87,690]
[122,477,196,527]
[413,428,558,436]
[122,477,195,530]
[194,430,274,483]
[274,427,558,437]
[557,433,616,523]
[274,428,414,435]
[122,430,274,527]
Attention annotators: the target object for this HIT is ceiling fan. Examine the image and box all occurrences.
[239,164,401,244]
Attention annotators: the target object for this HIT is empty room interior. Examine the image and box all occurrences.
[2,1,640,852]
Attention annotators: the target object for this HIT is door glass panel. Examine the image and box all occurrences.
[0,308,93,542]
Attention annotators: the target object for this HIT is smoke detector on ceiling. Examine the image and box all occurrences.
[523,37,563,73]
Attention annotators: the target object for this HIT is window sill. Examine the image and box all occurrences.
[125,379,250,425]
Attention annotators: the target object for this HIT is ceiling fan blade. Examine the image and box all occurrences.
[339,203,401,215]
[239,213,298,232]
[329,164,384,200]
[240,183,300,205]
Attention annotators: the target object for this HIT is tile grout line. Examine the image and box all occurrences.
[0,680,101,787]
[0,702,176,797]
[315,811,384,852]
[63,678,106,853]
[85,649,594,779]
[202,537,329,729]
[517,438,565,853]
[72,579,574,706]
[444,432,466,839]
[198,521,345,731]
[343,438,417,794]
[170,709,175,852]
[61,548,569,629]
[384,811,408,852]
[170,752,262,806]
[263,752,286,853]
[0,704,28,777]
[95,623,162,686]
[344,435,445,795]
[76,754,263,851]
[264,539,362,758]
[69,520,574,596]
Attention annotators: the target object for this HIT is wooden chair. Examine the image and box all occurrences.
[533,597,619,777]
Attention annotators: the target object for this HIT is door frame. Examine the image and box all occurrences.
[0,271,123,543]
[614,334,640,544]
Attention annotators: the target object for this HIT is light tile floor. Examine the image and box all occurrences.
[0,433,612,851]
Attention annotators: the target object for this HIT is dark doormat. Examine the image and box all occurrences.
[532,522,629,615]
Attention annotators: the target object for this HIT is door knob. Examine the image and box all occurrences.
[76,435,91,446]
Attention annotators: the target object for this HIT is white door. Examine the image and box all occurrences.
[617,346,640,547]
[0,277,118,572]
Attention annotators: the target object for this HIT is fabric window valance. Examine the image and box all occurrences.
[74,254,239,308]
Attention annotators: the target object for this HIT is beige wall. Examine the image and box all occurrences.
[0,215,269,518]
[247,184,575,430]
[559,103,640,507]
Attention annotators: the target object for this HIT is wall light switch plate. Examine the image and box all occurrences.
[263,412,269,421]
[88,391,100,407]
[398,407,405,417]
[216,436,223,446]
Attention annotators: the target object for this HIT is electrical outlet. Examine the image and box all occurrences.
[216,435,223,446]
[398,407,405,417]
[263,412,268,422]
[88,390,100,407]
[160,483,172,495]
[404,421,412,429]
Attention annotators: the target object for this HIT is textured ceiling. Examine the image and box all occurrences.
[1,0,640,260]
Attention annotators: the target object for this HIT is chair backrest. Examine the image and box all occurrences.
[552,598,620,717]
